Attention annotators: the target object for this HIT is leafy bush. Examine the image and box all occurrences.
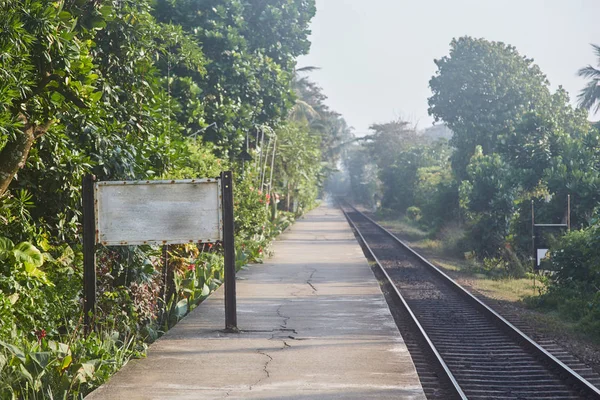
[0,329,144,399]
[524,224,600,341]
[406,206,422,222]
[414,165,458,228]
[548,227,600,289]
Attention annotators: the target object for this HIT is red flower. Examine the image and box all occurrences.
[36,329,46,341]
[207,243,213,249]
[187,264,195,271]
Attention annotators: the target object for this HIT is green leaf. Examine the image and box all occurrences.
[19,364,34,385]
[55,246,75,266]
[7,293,18,305]
[174,299,188,319]
[58,11,72,22]
[12,242,44,267]
[99,5,112,17]
[24,262,44,277]
[75,361,96,383]
[29,352,52,370]
[0,237,14,254]
[47,341,70,355]
[90,17,107,29]
[201,283,210,297]
[90,91,103,102]
[59,355,72,372]
[0,340,26,363]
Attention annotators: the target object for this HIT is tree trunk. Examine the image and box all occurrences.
[0,118,51,197]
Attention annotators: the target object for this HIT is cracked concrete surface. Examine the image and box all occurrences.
[86,203,426,400]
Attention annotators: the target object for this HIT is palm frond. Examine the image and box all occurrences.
[577,79,600,112]
[296,66,321,73]
[577,44,600,112]
[577,65,600,79]
[289,100,321,122]
[592,43,600,59]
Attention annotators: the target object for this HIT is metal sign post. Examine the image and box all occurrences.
[531,195,571,274]
[221,171,237,332]
[82,175,97,334]
[82,172,236,333]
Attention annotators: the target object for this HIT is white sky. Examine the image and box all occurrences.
[297,0,600,135]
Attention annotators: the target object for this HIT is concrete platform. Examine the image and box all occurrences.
[86,203,425,399]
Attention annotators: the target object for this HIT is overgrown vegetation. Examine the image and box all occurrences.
[341,36,600,342]
[0,1,350,397]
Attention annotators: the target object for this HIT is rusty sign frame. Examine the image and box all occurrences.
[94,178,223,246]
[82,172,237,334]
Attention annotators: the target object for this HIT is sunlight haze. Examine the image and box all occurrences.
[298,0,600,134]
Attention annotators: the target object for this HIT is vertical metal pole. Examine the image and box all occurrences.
[531,200,536,292]
[261,138,271,191]
[269,137,277,192]
[161,244,170,318]
[269,137,277,214]
[82,174,97,334]
[221,171,237,331]
[567,194,571,232]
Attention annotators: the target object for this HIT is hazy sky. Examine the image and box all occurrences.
[297,0,600,135]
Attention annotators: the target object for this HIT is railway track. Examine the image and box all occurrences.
[340,203,600,400]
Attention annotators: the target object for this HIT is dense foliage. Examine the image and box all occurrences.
[0,1,350,397]
[344,36,600,338]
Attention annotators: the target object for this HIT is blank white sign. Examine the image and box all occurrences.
[95,179,222,246]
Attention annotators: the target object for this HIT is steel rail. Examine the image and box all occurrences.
[343,202,600,399]
[340,204,467,400]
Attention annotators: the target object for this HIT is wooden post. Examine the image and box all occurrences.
[221,171,237,332]
[82,174,97,334]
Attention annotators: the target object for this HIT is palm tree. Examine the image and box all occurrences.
[578,44,600,113]
[289,66,321,122]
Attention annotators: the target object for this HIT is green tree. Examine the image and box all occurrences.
[4,0,206,240]
[289,67,354,168]
[273,122,322,213]
[428,37,550,178]
[0,1,101,197]
[344,145,379,207]
[460,147,518,257]
[361,121,432,212]
[498,88,591,191]
[153,0,316,158]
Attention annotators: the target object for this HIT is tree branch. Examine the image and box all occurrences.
[55,83,88,109]
[11,73,88,111]
[12,74,62,109]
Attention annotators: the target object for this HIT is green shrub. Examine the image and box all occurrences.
[414,165,458,228]
[406,206,422,222]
